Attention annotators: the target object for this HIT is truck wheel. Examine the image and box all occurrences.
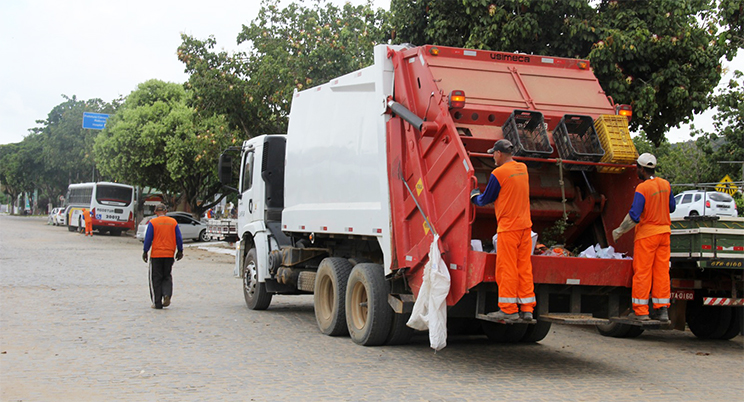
[385,312,414,345]
[345,263,392,346]
[686,296,731,339]
[596,322,632,338]
[243,248,272,310]
[314,258,353,336]
[718,307,741,340]
[482,321,528,343]
[68,223,75,232]
[521,321,552,343]
[623,325,645,338]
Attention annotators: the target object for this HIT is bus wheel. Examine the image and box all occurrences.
[313,257,353,336]
[345,263,392,346]
[242,248,272,310]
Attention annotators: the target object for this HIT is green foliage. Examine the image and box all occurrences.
[94,80,239,216]
[0,95,116,211]
[391,0,596,57]
[701,71,744,175]
[178,35,256,138]
[178,0,391,138]
[390,0,734,146]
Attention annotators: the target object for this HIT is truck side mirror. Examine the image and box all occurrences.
[218,154,232,185]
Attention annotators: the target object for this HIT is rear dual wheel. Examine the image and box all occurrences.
[346,263,393,346]
[314,258,353,336]
[596,322,644,338]
[482,320,552,343]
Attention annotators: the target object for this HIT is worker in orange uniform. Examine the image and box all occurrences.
[82,208,93,236]
[612,153,675,321]
[470,139,536,322]
[142,203,183,309]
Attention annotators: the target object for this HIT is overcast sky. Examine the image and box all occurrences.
[0,0,739,146]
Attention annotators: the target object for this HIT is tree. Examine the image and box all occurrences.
[178,0,391,137]
[31,95,118,203]
[697,70,744,183]
[178,34,256,138]
[389,0,734,146]
[0,143,25,213]
[94,79,239,216]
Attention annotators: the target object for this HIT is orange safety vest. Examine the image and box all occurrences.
[634,177,672,241]
[148,216,179,258]
[492,161,532,232]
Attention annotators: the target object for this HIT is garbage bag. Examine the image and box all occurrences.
[407,234,451,351]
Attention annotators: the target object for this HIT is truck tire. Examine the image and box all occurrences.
[686,296,731,339]
[385,312,414,345]
[521,320,552,343]
[718,307,741,340]
[623,325,645,338]
[482,321,527,343]
[345,263,392,346]
[314,258,353,336]
[596,322,632,338]
[242,248,272,310]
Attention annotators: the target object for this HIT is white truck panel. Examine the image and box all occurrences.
[283,45,399,273]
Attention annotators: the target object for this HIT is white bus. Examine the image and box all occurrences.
[65,182,137,235]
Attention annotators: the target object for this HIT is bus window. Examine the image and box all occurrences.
[96,184,133,206]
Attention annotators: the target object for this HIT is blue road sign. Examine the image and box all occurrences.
[82,112,110,130]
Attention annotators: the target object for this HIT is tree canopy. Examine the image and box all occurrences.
[178,0,391,137]
[94,79,238,215]
[0,95,117,212]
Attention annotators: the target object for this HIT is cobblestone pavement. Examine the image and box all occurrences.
[1,215,742,401]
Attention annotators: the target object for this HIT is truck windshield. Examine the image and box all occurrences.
[96,185,133,206]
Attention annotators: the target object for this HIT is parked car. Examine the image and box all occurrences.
[136,212,209,242]
[54,207,67,226]
[47,208,61,225]
[671,190,738,219]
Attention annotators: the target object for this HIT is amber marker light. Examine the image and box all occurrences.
[449,90,465,109]
[616,104,633,121]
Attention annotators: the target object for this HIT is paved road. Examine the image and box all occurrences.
[1,215,742,401]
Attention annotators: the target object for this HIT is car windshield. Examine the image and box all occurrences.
[96,185,133,206]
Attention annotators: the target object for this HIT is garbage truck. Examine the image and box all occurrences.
[218,44,705,346]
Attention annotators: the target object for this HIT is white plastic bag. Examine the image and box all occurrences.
[407,234,451,351]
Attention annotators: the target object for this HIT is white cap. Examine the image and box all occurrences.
[637,153,657,168]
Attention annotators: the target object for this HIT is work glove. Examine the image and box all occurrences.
[612,214,638,242]
[470,188,481,202]
[176,250,183,261]
[142,252,148,263]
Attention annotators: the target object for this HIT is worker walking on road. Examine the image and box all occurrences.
[142,203,183,309]
[612,153,676,321]
[82,208,93,236]
[470,139,536,322]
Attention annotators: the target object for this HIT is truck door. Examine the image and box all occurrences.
[238,145,263,224]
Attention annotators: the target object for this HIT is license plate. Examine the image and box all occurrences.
[672,290,694,300]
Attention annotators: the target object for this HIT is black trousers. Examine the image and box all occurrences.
[149,257,174,308]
